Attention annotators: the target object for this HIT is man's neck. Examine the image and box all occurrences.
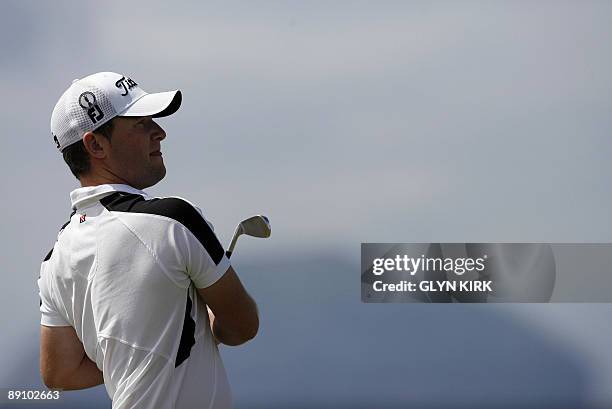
[78,172,131,188]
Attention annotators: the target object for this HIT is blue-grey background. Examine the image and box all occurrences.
[2,1,612,408]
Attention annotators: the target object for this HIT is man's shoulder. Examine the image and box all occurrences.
[101,192,224,263]
[42,214,75,262]
[99,193,221,258]
[100,192,201,224]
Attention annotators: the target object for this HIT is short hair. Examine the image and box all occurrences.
[62,119,115,179]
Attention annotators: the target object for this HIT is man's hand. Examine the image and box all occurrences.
[40,325,104,390]
[207,306,220,345]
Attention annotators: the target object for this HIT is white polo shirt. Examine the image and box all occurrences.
[38,184,232,409]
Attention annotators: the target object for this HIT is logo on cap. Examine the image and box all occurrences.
[78,92,104,125]
[115,76,138,96]
[52,133,60,149]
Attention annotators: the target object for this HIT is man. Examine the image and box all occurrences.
[38,72,259,408]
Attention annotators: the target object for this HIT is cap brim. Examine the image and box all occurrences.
[119,90,182,118]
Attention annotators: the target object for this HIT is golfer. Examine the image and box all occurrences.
[38,72,259,408]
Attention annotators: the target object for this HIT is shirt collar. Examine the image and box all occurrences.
[70,184,149,210]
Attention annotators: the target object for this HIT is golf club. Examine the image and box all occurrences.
[226,215,271,258]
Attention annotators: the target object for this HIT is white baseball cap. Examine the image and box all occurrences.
[50,72,182,152]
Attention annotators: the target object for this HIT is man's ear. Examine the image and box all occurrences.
[82,131,109,159]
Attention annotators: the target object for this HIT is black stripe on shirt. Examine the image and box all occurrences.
[43,248,54,262]
[99,192,225,264]
[175,291,196,367]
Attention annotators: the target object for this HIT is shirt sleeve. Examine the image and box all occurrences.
[164,199,231,289]
[38,257,70,327]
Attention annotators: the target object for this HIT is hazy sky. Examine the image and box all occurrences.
[3,1,612,249]
[2,1,612,406]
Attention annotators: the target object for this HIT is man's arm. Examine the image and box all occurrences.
[40,325,103,390]
[145,197,258,345]
[197,266,259,346]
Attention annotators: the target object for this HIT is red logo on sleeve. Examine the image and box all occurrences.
[79,214,87,223]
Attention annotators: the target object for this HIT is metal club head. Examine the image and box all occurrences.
[239,215,271,238]
[227,215,271,257]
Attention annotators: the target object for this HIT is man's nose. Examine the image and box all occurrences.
[152,121,166,141]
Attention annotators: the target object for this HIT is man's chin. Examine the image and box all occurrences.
[138,167,166,189]
[151,167,167,186]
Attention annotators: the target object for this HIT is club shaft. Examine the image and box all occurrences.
[227,226,243,255]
